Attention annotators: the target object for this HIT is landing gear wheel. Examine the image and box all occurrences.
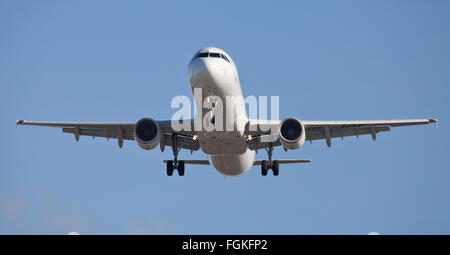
[166,160,174,176]
[272,160,279,176]
[261,160,268,176]
[178,161,185,176]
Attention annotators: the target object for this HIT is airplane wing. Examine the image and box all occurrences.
[17,118,437,151]
[247,118,437,149]
[16,119,200,151]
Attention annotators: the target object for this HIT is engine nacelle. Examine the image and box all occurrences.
[279,118,305,150]
[134,118,160,150]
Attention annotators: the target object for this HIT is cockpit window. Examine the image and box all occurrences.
[192,52,230,63]
[220,54,230,63]
[197,52,209,58]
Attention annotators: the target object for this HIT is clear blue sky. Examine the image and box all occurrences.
[1,0,449,234]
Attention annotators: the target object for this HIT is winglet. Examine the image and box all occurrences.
[428,118,438,128]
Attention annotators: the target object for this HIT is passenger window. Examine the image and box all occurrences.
[220,54,230,63]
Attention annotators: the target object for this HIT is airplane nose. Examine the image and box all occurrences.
[188,58,217,88]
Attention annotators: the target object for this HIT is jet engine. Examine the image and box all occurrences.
[134,118,160,150]
[279,118,305,150]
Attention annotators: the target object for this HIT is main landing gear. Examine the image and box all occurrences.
[261,143,279,176]
[166,134,185,176]
[166,160,185,176]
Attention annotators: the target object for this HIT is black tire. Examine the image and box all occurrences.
[261,160,268,176]
[166,160,174,176]
[178,161,185,176]
[272,160,279,176]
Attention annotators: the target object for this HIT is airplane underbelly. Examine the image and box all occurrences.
[198,131,247,155]
[209,149,255,176]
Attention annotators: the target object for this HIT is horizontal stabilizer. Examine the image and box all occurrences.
[163,160,210,165]
[163,159,311,166]
[253,159,311,165]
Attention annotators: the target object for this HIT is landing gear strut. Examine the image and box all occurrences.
[166,134,185,176]
[261,143,279,176]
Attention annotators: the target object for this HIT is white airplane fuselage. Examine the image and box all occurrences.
[187,47,255,176]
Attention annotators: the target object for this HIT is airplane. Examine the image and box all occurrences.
[16,47,437,177]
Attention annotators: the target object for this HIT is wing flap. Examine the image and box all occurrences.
[161,133,200,151]
[306,126,390,141]
[62,128,135,140]
[248,137,282,150]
